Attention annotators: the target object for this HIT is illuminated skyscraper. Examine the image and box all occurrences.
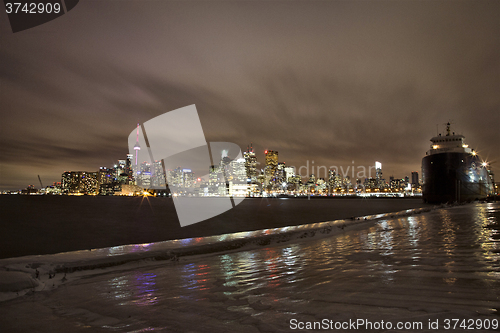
[228,158,248,196]
[276,162,286,184]
[168,167,183,187]
[243,143,257,183]
[152,160,165,187]
[264,150,278,184]
[98,167,114,186]
[61,171,98,194]
[375,161,382,187]
[284,166,296,182]
[375,161,382,179]
[125,154,133,177]
[229,158,247,182]
[180,169,195,188]
[139,161,151,187]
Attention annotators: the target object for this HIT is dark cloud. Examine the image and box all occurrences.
[1,1,499,190]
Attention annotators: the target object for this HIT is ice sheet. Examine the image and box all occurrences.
[0,206,436,298]
[1,203,498,332]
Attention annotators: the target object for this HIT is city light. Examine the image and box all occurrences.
[17,131,489,198]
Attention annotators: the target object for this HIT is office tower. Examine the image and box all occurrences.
[61,171,98,194]
[209,165,220,184]
[168,167,183,187]
[98,167,114,186]
[375,161,383,188]
[138,161,151,187]
[182,169,195,188]
[152,160,165,187]
[334,173,342,189]
[61,171,76,192]
[328,169,336,192]
[208,165,226,196]
[227,158,248,196]
[411,171,419,185]
[375,161,382,180]
[117,159,126,171]
[276,162,286,185]
[243,143,257,183]
[229,158,247,183]
[284,166,296,182]
[343,176,352,188]
[124,154,133,178]
[264,150,278,184]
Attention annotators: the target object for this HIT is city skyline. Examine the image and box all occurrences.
[12,137,428,197]
[11,138,418,189]
[1,1,499,190]
[3,125,494,194]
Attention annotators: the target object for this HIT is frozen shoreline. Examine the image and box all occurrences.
[0,204,440,302]
[0,196,432,259]
[0,202,498,333]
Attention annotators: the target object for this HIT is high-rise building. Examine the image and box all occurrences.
[276,162,286,184]
[117,159,126,172]
[138,161,151,187]
[227,158,248,196]
[411,171,419,185]
[209,165,220,184]
[151,160,166,188]
[375,161,382,180]
[125,154,133,176]
[334,173,342,189]
[61,171,98,194]
[375,161,383,188]
[284,166,296,182]
[229,158,247,183]
[97,167,118,195]
[98,167,115,187]
[328,169,336,192]
[208,165,226,196]
[182,169,195,188]
[168,167,183,187]
[243,143,257,183]
[264,150,278,184]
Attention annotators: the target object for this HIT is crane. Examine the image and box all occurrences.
[38,175,43,189]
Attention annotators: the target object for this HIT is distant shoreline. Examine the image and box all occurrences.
[1,193,423,199]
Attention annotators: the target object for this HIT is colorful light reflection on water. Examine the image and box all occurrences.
[79,203,499,331]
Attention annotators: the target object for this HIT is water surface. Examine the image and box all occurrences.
[1,202,498,332]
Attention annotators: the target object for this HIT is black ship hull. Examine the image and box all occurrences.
[422,152,492,203]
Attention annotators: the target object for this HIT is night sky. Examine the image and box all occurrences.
[1,1,499,190]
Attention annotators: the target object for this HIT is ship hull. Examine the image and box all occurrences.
[422,152,492,203]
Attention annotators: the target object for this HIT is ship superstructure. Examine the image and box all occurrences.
[422,123,493,203]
